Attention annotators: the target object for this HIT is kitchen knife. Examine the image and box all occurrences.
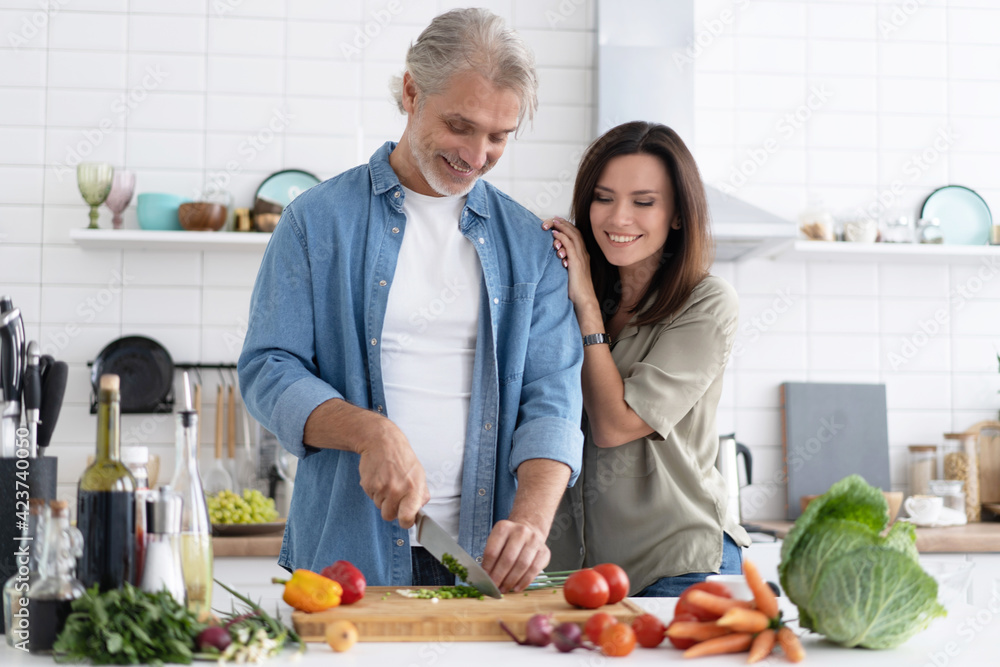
[23,342,41,458]
[1,307,25,458]
[37,360,68,452]
[414,509,502,599]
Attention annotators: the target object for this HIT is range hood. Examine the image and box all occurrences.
[596,0,798,261]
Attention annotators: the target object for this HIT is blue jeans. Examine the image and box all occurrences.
[633,533,744,598]
[411,547,454,586]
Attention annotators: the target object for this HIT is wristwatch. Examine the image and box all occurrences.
[582,333,610,347]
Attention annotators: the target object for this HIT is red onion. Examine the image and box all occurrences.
[196,626,232,652]
[525,614,554,647]
[552,622,587,653]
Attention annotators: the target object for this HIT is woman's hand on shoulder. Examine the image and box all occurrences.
[542,217,597,311]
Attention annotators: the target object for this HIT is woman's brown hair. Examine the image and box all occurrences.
[570,121,714,327]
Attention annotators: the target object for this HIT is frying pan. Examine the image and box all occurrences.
[90,336,173,413]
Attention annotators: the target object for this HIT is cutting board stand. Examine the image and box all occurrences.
[292,586,642,642]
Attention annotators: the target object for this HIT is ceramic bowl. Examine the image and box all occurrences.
[801,490,903,522]
[137,193,188,231]
[179,202,228,231]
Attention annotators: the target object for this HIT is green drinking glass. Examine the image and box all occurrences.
[77,162,114,229]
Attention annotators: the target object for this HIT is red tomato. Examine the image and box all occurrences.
[631,613,666,648]
[584,612,618,644]
[592,563,629,604]
[599,622,636,657]
[564,569,610,609]
[666,611,699,650]
[673,581,732,622]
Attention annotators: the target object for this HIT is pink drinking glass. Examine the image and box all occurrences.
[104,171,136,230]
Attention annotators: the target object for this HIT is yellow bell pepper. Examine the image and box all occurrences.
[272,569,342,612]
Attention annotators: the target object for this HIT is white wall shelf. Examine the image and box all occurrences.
[70,228,271,252]
[762,239,1000,263]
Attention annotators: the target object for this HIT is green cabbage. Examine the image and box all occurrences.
[778,475,946,649]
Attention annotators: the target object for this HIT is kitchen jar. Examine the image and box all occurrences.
[882,215,914,243]
[908,445,937,497]
[917,217,944,244]
[929,479,965,514]
[943,432,980,522]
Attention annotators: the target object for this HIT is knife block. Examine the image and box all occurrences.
[0,455,58,635]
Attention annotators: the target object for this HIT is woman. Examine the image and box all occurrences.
[543,121,749,597]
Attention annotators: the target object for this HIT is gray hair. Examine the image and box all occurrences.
[390,8,538,132]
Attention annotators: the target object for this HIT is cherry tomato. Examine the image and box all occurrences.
[631,613,666,648]
[584,612,618,644]
[666,611,699,650]
[564,569,610,609]
[592,563,629,604]
[673,581,732,622]
[599,622,636,657]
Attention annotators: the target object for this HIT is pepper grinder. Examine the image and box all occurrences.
[140,487,186,606]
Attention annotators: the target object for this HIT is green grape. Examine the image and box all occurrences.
[208,489,279,524]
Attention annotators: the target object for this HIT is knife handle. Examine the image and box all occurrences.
[37,361,68,450]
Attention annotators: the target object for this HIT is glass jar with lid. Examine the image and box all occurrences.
[929,479,965,514]
[908,445,937,497]
[943,432,980,522]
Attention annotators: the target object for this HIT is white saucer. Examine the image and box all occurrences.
[899,507,967,527]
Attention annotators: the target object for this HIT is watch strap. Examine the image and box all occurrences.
[582,333,610,347]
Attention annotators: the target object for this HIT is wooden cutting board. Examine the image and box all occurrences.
[292,586,642,642]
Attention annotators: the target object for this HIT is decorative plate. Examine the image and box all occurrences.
[920,185,992,245]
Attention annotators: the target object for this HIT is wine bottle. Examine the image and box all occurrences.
[170,407,213,616]
[77,374,136,591]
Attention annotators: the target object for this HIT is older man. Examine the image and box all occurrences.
[238,8,583,593]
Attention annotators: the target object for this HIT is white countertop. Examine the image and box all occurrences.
[3,594,996,666]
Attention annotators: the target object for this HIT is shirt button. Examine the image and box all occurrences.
[371,338,377,346]
[394,191,400,198]
[377,405,383,413]
[484,423,492,430]
[493,297,499,304]
[478,488,486,496]
[392,227,400,234]
[379,280,387,287]
[475,556,483,563]
[478,237,485,244]
[396,539,404,546]
[579,547,585,556]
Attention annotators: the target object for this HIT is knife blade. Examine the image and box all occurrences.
[414,509,502,599]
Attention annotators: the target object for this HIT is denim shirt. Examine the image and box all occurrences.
[238,141,584,585]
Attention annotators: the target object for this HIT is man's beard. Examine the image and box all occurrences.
[411,133,494,197]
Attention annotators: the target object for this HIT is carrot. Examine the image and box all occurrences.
[743,560,779,619]
[666,621,733,642]
[777,626,806,663]
[716,607,770,634]
[682,632,753,659]
[685,589,754,617]
[747,628,776,664]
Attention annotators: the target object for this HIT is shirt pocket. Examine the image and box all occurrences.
[595,440,656,478]
[495,283,536,386]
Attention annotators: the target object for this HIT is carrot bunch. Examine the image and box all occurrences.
[666,561,805,663]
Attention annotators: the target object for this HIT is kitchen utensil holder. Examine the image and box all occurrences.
[0,456,57,634]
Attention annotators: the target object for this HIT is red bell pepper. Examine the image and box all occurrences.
[320,560,367,605]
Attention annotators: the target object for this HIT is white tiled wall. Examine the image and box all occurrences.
[1,1,998,521]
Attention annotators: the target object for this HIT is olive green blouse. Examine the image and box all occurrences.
[547,275,750,595]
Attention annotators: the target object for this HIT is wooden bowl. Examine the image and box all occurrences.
[179,202,227,231]
[801,491,903,522]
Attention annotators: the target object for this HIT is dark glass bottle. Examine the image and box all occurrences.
[76,374,136,591]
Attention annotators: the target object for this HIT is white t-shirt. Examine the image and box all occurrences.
[381,186,482,544]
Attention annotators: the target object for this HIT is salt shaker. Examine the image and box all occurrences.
[140,487,186,606]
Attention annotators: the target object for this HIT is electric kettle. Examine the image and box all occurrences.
[716,433,753,526]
